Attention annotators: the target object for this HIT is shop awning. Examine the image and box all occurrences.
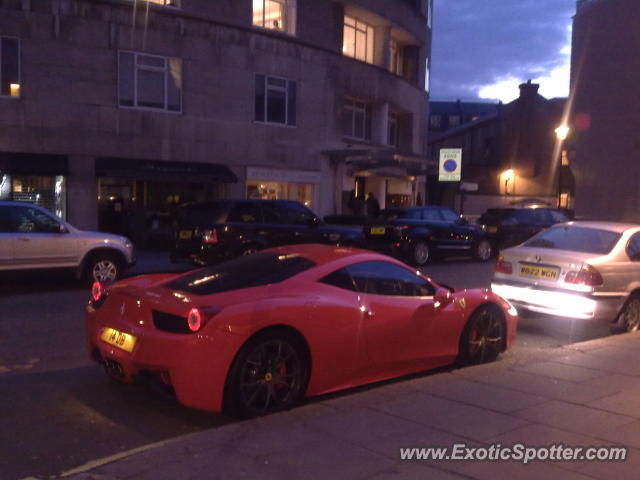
[323,149,435,176]
[0,152,68,175]
[96,158,238,183]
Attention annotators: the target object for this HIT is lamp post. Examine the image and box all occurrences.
[555,125,570,208]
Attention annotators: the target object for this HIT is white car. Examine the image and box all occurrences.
[491,221,640,333]
[0,201,135,283]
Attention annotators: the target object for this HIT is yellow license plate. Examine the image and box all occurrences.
[370,227,386,235]
[101,328,137,353]
[487,226,498,233]
[179,230,192,240]
[519,264,559,281]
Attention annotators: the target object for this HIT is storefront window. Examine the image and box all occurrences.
[247,180,313,207]
[4,175,67,219]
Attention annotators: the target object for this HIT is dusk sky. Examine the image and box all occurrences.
[430,0,577,103]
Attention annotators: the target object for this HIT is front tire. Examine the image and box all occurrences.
[458,305,505,365]
[473,239,493,262]
[84,253,121,284]
[610,295,640,334]
[223,330,309,418]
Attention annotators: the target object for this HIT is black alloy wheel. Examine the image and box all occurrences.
[410,241,430,266]
[224,331,309,418]
[473,239,493,262]
[459,305,505,365]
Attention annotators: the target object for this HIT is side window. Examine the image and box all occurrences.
[422,208,441,221]
[282,202,316,225]
[226,202,261,223]
[549,209,569,223]
[14,207,60,233]
[533,209,553,224]
[439,208,460,222]
[512,209,535,224]
[627,233,640,261]
[319,269,358,291]
[261,204,287,224]
[345,261,435,297]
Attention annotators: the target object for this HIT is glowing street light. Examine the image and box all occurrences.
[555,125,570,141]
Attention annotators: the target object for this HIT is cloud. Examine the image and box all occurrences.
[430,0,575,101]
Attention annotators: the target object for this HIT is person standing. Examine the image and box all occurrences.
[366,192,380,217]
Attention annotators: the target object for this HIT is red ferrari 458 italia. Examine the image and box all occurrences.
[86,244,517,417]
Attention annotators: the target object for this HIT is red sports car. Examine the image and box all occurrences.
[86,244,517,417]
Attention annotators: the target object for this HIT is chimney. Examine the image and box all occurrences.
[519,79,540,99]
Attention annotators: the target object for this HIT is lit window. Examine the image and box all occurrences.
[253,0,297,35]
[343,98,371,140]
[388,114,399,147]
[390,38,404,76]
[343,15,374,64]
[118,51,182,112]
[255,74,297,126]
[0,37,20,98]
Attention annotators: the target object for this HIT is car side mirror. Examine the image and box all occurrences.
[434,288,454,309]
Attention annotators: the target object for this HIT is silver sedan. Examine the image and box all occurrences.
[491,221,640,333]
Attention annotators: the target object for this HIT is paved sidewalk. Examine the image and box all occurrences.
[51,331,640,480]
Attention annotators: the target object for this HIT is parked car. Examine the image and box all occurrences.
[491,221,640,333]
[478,206,573,249]
[86,244,517,417]
[170,200,363,265]
[0,201,135,283]
[362,206,493,266]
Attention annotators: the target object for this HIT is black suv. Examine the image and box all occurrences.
[362,206,493,266]
[171,200,363,265]
[477,206,573,249]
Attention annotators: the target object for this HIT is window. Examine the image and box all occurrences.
[254,75,297,126]
[429,115,441,129]
[280,201,317,225]
[344,261,435,297]
[118,51,182,112]
[627,233,640,261]
[253,0,296,35]
[549,209,570,223]
[343,15,374,64]
[226,202,261,223]
[390,38,403,76]
[448,115,460,127]
[388,113,399,147]
[1,37,20,98]
[320,269,358,292]
[343,98,371,140]
[166,253,316,295]
[4,206,61,234]
[423,208,441,221]
[524,226,621,255]
[439,208,460,222]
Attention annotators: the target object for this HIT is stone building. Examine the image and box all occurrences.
[0,0,432,243]
[571,0,640,222]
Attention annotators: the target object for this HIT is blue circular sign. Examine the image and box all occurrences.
[444,159,458,172]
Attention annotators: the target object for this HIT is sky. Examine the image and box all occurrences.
[430,0,577,103]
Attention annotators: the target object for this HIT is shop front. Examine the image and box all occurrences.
[246,167,321,209]
[96,158,237,247]
[0,153,68,219]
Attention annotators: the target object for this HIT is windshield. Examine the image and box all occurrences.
[523,226,621,254]
[166,253,316,295]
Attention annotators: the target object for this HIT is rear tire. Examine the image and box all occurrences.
[223,330,309,418]
[610,295,640,334]
[84,253,121,284]
[410,241,430,266]
[458,305,505,366]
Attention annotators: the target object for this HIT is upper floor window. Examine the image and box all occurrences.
[390,39,404,76]
[254,74,297,126]
[430,115,441,129]
[253,0,297,35]
[0,37,20,98]
[343,97,371,140]
[343,15,374,64]
[448,115,460,128]
[118,51,182,112]
[388,113,399,147]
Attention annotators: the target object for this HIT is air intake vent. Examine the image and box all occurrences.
[152,310,190,334]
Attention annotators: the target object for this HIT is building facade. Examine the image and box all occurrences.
[428,82,570,219]
[571,0,640,222]
[0,0,432,244]
[428,100,499,140]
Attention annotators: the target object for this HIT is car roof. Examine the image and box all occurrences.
[263,243,388,264]
[559,221,640,234]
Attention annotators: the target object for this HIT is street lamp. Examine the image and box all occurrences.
[555,125,570,207]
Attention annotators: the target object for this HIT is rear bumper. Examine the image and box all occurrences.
[491,282,623,322]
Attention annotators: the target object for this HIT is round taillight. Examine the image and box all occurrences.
[92,281,104,302]
[187,308,202,332]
